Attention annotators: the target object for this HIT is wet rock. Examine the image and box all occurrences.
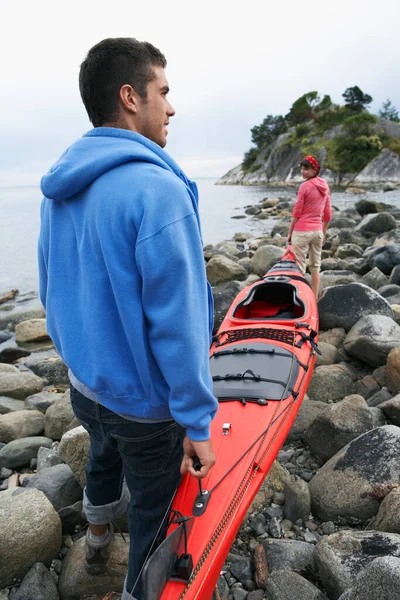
[318,283,393,331]
[0,488,62,588]
[343,314,400,367]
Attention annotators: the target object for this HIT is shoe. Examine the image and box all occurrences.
[85,523,115,575]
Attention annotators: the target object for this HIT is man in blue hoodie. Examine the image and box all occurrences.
[38,37,218,600]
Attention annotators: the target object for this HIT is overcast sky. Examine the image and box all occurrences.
[1,0,399,185]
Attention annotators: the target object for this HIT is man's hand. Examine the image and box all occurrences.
[180,436,216,479]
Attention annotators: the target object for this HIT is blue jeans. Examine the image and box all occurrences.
[70,385,185,600]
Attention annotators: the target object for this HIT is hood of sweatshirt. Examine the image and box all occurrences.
[308,176,330,198]
[41,127,189,202]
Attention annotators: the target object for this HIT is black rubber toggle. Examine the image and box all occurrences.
[171,553,194,582]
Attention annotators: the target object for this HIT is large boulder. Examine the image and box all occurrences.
[58,535,129,600]
[337,556,400,600]
[355,212,397,234]
[0,436,53,469]
[309,425,400,523]
[206,255,248,285]
[318,283,394,331]
[250,245,285,277]
[363,244,400,275]
[304,395,374,462]
[370,486,400,534]
[26,464,83,512]
[11,562,59,600]
[343,315,400,367]
[307,365,354,403]
[0,488,62,588]
[316,531,400,600]
[0,409,45,443]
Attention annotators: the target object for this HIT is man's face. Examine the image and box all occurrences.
[136,66,175,148]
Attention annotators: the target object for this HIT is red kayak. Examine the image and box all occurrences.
[142,247,319,600]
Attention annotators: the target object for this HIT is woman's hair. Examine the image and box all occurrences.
[79,37,167,127]
[300,155,320,174]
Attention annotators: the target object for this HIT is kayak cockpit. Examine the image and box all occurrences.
[233,281,305,320]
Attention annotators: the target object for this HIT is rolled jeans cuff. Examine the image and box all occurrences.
[83,482,130,525]
[122,576,139,600]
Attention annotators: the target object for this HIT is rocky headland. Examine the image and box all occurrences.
[217,119,400,187]
[1,194,400,599]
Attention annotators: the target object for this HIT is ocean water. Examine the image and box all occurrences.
[1,180,400,296]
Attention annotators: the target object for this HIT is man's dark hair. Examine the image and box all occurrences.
[79,37,167,127]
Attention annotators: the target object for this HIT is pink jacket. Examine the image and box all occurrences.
[292,176,332,231]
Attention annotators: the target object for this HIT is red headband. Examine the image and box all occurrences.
[304,155,320,172]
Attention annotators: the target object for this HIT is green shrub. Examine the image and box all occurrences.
[295,123,310,138]
[384,137,400,156]
[242,147,258,171]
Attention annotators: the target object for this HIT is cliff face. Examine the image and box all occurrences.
[217,119,400,186]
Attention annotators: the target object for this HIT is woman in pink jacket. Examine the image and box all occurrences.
[287,155,332,298]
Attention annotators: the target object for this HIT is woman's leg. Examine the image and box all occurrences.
[309,231,323,298]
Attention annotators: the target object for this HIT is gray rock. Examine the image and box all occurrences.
[0,410,45,443]
[261,539,316,575]
[58,426,90,487]
[37,446,64,470]
[320,271,361,293]
[284,478,311,522]
[367,386,393,407]
[355,212,397,234]
[250,245,285,277]
[335,244,363,260]
[307,365,354,403]
[315,342,339,366]
[362,267,389,290]
[316,530,400,600]
[304,395,374,462]
[230,556,253,585]
[44,390,79,441]
[14,319,50,343]
[24,391,62,413]
[378,393,400,426]
[363,243,400,275]
[12,562,59,600]
[26,464,82,512]
[337,556,400,600]
[288,398,330,441]
[369,485,400,533]
[57,535,129,600]
[343,314,400,367]
[309,425,400,523]
[0,306,45,331]
[318,283,393,331]
[318,328,346,348]
[0,367,44,400]
[212,281,243,333]
[27,357,69,385]
[0,488,62,588]
[0,436,53,469]
[0,396,25,414]
[389,264,400,286]
[265,570,329,600]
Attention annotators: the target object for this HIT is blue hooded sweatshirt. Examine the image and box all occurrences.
[38,127,218,441]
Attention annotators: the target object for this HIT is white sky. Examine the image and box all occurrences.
[0,0,399,184]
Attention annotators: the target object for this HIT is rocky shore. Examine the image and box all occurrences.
[1,194,400,600]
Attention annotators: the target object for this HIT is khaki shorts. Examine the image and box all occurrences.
[291,230,323,274]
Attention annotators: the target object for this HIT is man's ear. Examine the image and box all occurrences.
[119,85,138,114]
